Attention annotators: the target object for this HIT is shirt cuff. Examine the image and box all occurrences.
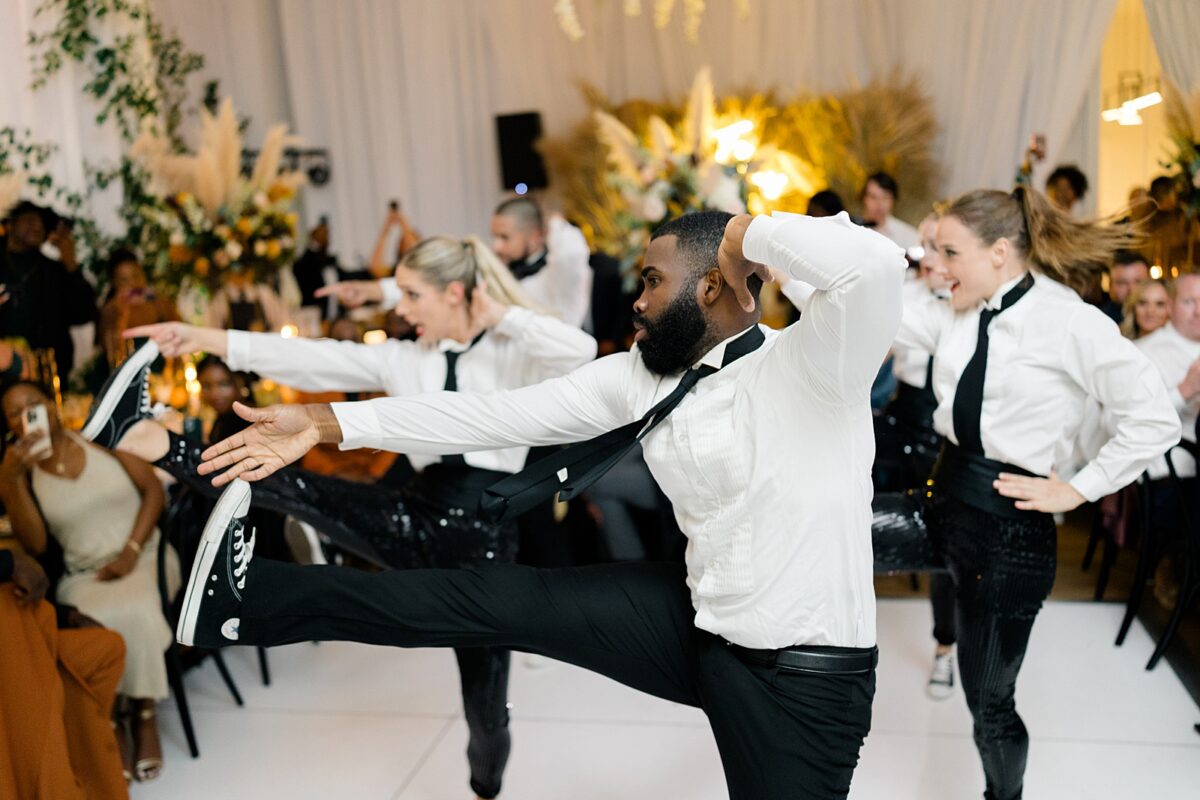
[225,330,251,371]
[742,215,781,265]
[331,401,383,451]
[0,550,13,584]
[1068,465,1109,504]
[378,278,402,308]
[492,305,535,338]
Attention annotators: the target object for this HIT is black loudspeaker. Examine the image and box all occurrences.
[495,112,549,191]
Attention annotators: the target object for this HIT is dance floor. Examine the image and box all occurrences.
[134,599,1200,799]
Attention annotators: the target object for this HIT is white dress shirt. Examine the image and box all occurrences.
[333,212,906,649]
[377,218,593,329]
[896,272,1181,501]
[1136,322,1200,478]
[225,306,597,474]
[892,274,940,389]
[875,215,920,252]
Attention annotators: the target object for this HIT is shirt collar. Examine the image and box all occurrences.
[695,324,762,370]
[983,272,1031,311]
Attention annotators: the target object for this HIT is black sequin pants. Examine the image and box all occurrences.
[926,494,1057,800]
[157,432,514,799]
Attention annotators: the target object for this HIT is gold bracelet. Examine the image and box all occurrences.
[125,540,142,555]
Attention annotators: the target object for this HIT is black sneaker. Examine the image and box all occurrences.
[177,479,255,648]
[81,340,159,449]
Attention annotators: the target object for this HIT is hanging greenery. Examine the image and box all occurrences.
[2,0,207,290]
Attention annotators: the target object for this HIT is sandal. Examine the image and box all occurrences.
[132,706,164,782]
[112,717,133,783]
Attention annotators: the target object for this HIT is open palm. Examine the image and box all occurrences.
[199,402,320,486]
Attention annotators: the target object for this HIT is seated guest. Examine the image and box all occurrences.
[0,201,97,380]
[1135,274,1200,605]
[383,308,417,342]
[0,381,178,783]
[0,548,129,798]
[860,172,919,249]
[0,341,22,382]
[328,315,362,343]
[1045,164,1089,215]
[1121,279,1171,340]
[292,219,342,320]
[807,189,846,218]
[98,250,177,365]
[196,356,255,444]
[1138,273,1200,476]
[205,270,291,333]
[1099,250,1151,325]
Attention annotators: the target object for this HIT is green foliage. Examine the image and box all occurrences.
[6,0,207,290]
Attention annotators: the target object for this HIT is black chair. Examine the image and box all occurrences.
[156,486,248,758]
[1113,442,1200,670]
[1082,480,1142,601]
[1144,441,1200,670]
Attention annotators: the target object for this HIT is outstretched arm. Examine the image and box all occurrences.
[199,354,638,486]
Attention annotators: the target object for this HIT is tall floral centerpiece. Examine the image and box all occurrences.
[130,99,305,311]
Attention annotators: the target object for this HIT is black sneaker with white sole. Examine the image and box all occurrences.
[81,340,159,449]
[177,479,255,648]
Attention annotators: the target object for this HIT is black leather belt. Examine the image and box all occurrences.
[726,642,878,675]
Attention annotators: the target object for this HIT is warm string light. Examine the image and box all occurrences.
[363,329,388,345]
[280,323,299,338]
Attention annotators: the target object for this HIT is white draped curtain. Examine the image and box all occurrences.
[4,0,1115,256]
[1142,0,1200,92]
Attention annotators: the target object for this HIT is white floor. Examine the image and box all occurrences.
[133,599,1200,800]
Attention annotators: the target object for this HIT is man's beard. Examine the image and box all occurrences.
[634,288,710,376]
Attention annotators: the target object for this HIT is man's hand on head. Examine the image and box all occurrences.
[718,215,771,313]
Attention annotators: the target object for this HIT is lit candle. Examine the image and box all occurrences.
[184,360,201,417]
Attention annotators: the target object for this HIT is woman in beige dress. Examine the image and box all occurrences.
[0,380,178,783]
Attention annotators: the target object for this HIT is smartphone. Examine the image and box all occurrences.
[23,404,53,461]
[1030,133,1046,161]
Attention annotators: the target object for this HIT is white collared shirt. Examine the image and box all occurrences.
[892,274,941,389]
[1136,322,1200,478]
[875,215,920,251]
[332,212,906,649]
[224,306,597,474]
[896,272,1180,500]
[377,218,593,328]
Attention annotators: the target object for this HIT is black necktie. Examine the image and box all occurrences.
[441,331,487,465]
[508,250,548,280]
[479,325,767,523]
[951,273,1034,454]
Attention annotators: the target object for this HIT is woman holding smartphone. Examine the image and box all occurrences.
[0,380,178,783]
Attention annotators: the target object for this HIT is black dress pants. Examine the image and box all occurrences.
[927,495,1057,800]
[237,559,875,800]
[157,433,513,798]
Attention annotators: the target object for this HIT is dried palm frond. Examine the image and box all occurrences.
[1165,80,1200,143]
[594,111,643,180]
[683,66,715,155]
[647,115,677,160]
